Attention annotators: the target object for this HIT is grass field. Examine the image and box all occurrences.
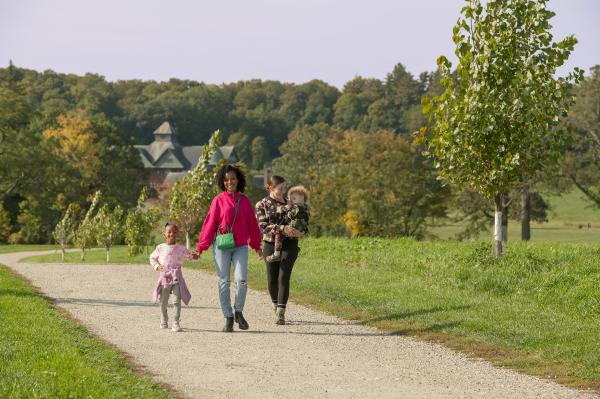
[0,244,56,254]
[0,263,172,398]
[430,189,600,242]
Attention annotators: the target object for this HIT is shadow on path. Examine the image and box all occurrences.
[182,327,390,337]
[53,297,219,310]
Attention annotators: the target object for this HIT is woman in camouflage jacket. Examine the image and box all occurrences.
[255,175,304,325]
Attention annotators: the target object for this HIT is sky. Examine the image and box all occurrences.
[1,0,598,88]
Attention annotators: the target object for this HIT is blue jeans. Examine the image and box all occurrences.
[212,242,249,318]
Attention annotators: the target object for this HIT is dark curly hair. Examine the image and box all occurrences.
[216,164,246,193]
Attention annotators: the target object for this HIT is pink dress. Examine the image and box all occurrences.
[150,243,193,305]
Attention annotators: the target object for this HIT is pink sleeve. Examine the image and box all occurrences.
[149,246,161,270]
[196,197,220,254]
[246,197,262,252]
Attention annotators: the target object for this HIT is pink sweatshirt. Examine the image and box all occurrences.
[149,243,193,305]
[196,191,262,254]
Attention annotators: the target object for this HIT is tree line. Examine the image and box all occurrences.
[1,40,599,244]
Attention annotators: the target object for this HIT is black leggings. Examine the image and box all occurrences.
[263,239,299,307]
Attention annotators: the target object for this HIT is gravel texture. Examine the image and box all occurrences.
[2,250,598,399]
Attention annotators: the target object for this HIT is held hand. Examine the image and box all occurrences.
[190,251,200,260]
[156,264,166,272]
[257,249,264,260]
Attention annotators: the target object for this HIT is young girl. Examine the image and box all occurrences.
[150,223,198,332]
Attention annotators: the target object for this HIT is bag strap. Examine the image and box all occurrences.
[229,194,241,232]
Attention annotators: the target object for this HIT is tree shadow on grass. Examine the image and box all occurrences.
[390,321,463,336]
[359,305,473,325]
[53,297,219,310]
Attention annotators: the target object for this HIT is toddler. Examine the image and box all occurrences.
[150,223,198,332]
[266,185,310,262]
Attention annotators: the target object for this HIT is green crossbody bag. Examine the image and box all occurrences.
[216,195,241,250]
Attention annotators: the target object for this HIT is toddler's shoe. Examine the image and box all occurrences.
[172,321,181,332]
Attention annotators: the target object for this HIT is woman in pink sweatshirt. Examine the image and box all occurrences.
[197,164,262,332]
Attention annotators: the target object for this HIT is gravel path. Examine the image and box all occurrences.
[2,250,598,399]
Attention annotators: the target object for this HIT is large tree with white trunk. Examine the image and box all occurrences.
[420,0,582,256]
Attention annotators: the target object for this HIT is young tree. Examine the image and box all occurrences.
[74,191,101,261]
[53,203,79,261]
[169,130,223,248]
[124,187,162,256]
[94,204,124,263]
[421,0,582,256]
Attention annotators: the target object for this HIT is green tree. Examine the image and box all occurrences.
[227,132,251,165]
[8,200,44,244]
[74,191,101,261]
[332,130,448,238]
[333,77,384,131]
[562,66,600,206]
[94,204,124,263]
[53,203,79,261]
[421,0,582,255]
[169,130,223,248]
[0,205,12,243]
[124,187,163,256]
[251,136,269,170]
[272,123,337,186]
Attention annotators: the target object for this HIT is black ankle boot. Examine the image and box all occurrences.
[234,311,249,330]
[223,316,234,332]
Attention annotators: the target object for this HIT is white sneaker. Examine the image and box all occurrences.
[160,321,168,329]
[172,321,181,332]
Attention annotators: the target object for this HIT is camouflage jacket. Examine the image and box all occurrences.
[255,196,310,242]
[255,196,289,243]
[285,203,310,234]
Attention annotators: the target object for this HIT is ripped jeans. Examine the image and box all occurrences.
[212,242,249,318]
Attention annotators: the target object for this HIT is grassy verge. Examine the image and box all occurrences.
[0,244,57,254]
[22,239,600,391]
[19,246,150,263]
[0,264,173,398]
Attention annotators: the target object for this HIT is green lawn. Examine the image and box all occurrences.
[21,246,151,264]
[23,239,600,391]
[0,264,172,398]
[431,189,600,242]
[0,244,57,254]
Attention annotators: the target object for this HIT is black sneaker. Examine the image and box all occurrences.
[234,311,249,330]
[223,316,234,332]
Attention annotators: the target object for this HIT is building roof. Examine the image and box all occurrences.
[135,121,238,171]
[154,121,176,135]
